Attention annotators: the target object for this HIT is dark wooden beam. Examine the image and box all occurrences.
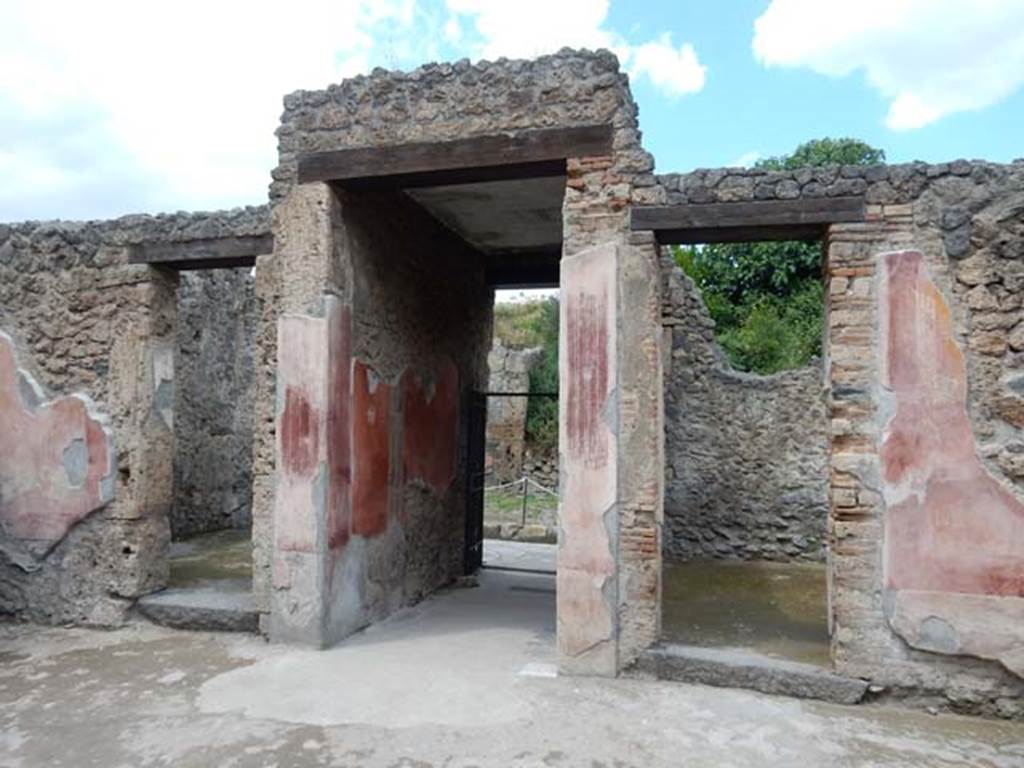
[631,196,866,243]
[485,244,561,288]
[297,125,614,188]
[129,234,273,270]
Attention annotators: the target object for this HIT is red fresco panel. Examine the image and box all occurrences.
[0,333,113,545]
[402,358,458,494]
[881,250,1024,597]
[351,360,390,538]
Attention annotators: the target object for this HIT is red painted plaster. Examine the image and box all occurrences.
[566,289,609,469]
[352,360,390,537]
[280,388,319,477]
[0,333,113,545]
[402,358,458,494]
[881,251,1024,597]
[327,306,352,550]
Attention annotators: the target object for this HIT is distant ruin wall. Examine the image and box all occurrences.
[485,341,541,482]
[660,262,828,562]
[171,270,257,539]
[0,207,267,625]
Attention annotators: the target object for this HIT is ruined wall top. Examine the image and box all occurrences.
[0,205,269,247]
[654,160,1024,209]
[271,48,644,202]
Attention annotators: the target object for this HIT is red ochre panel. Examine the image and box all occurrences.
[881,250,1024,597]
[352,360,390,537]
[402,358,459,494]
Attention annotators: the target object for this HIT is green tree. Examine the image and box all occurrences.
[756,137,885,171]
[675,138,885,374]
[525,298,559,449]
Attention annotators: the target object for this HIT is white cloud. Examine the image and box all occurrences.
[0,0,424,219]
[729,151,761,169]
[630,35,706,97]
[444,0,705,97]
[0,0,706,220]
[753,0,1024,130]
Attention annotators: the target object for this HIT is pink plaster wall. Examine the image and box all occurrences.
[274,307,349,556]
[880,250,1024,675]
[558,242,618,675]
[881,251,1024,596]
[0,332,114,549]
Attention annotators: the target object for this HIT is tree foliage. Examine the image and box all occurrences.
[524,298,559,448]
[675,138,884,374]
[755,137,885,171]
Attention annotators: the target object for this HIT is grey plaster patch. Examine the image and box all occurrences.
[918,616,961,655]
[16,370,43,409]
[153,378,174,429]
[62,438,88,488]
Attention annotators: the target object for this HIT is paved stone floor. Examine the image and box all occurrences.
[2,569,1023,767]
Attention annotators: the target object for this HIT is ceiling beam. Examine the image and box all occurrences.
[485,245,561,289]
[129,234,273,270]
[297,125,614,189]
[631,196,866,244]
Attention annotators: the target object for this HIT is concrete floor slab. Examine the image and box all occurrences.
[483,539,556,572]
[2,570,1023,767]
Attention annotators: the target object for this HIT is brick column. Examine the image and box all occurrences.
[558,146,663,675]
[825,205,915,672]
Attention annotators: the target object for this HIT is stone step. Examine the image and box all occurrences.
[135,583,258,633]
[638,643,869,706]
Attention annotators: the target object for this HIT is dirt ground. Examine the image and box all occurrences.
[2,569,1022,768]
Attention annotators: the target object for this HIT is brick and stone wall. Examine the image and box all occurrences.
[642,160,1024,716]
[257,50,645,621]
[257,50,666,673]
[660,257,829,562]
[0,207,267,625]
[171,269,258,539]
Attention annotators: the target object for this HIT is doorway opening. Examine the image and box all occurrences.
[660,234,831,669]
[139,264,260,632]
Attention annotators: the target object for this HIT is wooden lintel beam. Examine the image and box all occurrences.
[484,244,561,288]
[631,196,866,243]
[129,234,273,270]
[297,125,615,187]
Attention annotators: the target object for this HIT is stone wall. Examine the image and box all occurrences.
[256,50,666,673]
[660,258,829,562]
[171,269,257,539]
[643,160,1024,716]
[264,183,492,647]
[0,207,268,625]
[485,341,541,482]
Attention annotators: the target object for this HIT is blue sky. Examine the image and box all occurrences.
[2,0,1022,221]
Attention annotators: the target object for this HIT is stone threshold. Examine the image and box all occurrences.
[135,582,258,634]
[637,643,868,705]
